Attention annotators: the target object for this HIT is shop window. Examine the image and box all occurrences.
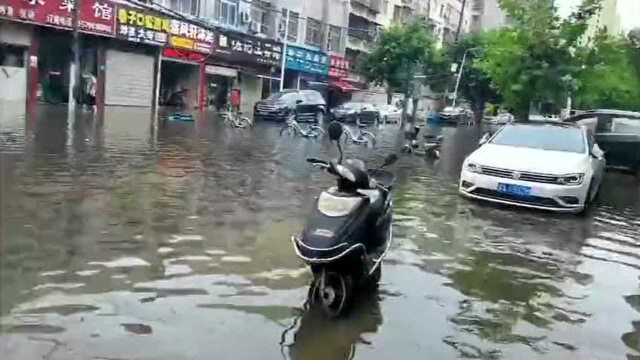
[217,0,238,27]
[327,25,342,52]
[279,9,299,43]
[306,18,322,47]
[0,45,25,67]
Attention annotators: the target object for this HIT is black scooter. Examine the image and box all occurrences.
[401,126,443,158]
[291,122,398,317]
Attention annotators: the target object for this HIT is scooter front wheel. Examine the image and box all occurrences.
[309,271,353,318]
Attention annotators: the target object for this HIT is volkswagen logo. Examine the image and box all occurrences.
[512,171,521,180]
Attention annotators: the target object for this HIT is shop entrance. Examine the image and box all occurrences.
[37,28,98,106]
[207,74,233,110]
[160,60,199,109]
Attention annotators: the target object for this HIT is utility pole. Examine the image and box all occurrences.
[455,0,467,41]
[279,10,290,92]
[68,0,82,114]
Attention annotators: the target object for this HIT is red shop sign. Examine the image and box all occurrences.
[0,0,115,36]
[329,55,350,78]
[162,47,207,63]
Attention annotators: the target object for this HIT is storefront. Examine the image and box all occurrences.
[327,54,357,108]
[112,5,214,109]
[0,0,116,109]
[204,64,237,110]
[210,30,282,115]
[284,44,328,93]
[0,22,31,111]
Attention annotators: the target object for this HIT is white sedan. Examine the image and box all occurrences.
[377,104,402,124]
[459,122,606,213]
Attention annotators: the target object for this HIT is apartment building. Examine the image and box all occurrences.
[470,0,508,32]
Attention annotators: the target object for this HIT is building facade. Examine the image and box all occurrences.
[470,0,508,32]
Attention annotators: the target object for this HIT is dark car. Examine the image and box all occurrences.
[565,109,640,174]
[254,90,326,123]
[330,102,378,124]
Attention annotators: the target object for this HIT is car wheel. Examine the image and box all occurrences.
[315,110,324,124]
[580,179,595,215]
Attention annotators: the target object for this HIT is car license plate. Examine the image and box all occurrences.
[497,183,531,197]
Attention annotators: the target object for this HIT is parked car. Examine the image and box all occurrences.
[330,102,373,123]
[459,122,606,213]
[254,90,326,123]
[564,109,640,175]
[484,112,515,125]
[439,106,472,124]
[377,104,402,124]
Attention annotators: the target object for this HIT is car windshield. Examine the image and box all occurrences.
[491,125,585,153]
[265,92,297,101]
[341,103,364,109]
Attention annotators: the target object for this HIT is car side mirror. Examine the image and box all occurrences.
[296,99,303,104]
[479,133,491,145]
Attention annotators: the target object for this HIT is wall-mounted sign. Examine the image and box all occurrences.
[115,5,214,53]
[162,48,207,63]
[285,45,328,75]
[329,55,350,78]
[205,65,237,77]
[213,30,282,68]
[0,0,115,36]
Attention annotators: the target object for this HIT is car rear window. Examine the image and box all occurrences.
[302,91,325,104]
[491,125,585,153]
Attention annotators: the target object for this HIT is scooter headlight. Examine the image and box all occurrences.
[317,192,363,217]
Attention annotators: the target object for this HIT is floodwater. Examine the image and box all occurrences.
[1,105,640,360]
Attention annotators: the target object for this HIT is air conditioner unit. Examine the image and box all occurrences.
[240,11,252,24]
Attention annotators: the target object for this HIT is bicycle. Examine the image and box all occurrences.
[280,115,325,138]
[221,109,253,128]
[342,119,376,147]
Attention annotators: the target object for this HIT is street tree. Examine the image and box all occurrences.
[474,0,601,119]
[574,34,640,111]
[359,21,438,123]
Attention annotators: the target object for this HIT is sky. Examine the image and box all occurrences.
[556,0,640,32]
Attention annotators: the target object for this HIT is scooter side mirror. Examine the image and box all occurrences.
[328,121,344,142]
[381,154,398,168]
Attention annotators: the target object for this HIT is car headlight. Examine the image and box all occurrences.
[466,162,482,173]
[557,173,584,185]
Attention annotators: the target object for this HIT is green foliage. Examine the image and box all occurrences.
[574,34,640,110]
[359,21,438,92]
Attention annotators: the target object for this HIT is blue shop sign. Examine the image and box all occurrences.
[285,45,329,75]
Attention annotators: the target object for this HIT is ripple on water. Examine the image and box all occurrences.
[88,257,151,268]
[220,255,252,263]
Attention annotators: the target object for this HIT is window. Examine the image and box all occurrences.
[491,125,586,153]
[393,5,402,23]
[169,0,197,16]
[280,9,299,42]
[217,0,238,27]
[327,25,342,52]
[250,5,268,34]
[305,18,322,47]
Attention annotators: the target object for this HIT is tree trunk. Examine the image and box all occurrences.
[411,97,419,124]
[386,87,393,105]
[471,100,485,126]
[401,93,409,125]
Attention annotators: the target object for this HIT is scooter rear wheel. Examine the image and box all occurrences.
[309,271,353,318]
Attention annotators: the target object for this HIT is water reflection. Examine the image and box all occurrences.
[1,107,640,359]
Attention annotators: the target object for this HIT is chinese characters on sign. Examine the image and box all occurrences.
[214,31,283,67]
[285,45,328,75]
[329,55,350,78]
[115,6,214,53]
[0,0,115,36]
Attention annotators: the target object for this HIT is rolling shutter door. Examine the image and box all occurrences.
[105,50,154,107]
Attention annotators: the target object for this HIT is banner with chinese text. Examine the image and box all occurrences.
[328,55,350,78]
[0,0,115,36]
[115,5,214,54]
[285,45,328,76]
[213,30,282,68]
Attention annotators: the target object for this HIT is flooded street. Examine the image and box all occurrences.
[2,106,640,360]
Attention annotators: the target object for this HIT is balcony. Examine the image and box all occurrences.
[352,0,383,13]
[347,34,373,53]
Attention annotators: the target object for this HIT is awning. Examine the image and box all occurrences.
[330,79,359,92]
